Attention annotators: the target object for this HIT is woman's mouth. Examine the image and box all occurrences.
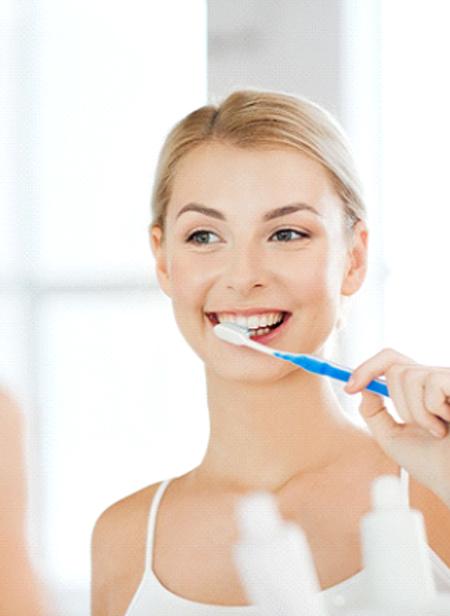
[205,311,291,344]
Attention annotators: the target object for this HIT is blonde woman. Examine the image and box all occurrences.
[91,90,450,616]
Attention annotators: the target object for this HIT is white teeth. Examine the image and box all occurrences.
[215,311,285,329]
[247,315,260,329]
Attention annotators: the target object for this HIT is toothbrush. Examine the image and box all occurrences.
[213,322,390,398]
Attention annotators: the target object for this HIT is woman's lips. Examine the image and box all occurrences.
[206,312,292,345]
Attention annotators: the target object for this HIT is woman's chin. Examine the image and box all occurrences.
[206,354,294,384]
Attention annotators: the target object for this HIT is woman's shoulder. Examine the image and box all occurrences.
[91,480,163,616]
[93,480,161,537]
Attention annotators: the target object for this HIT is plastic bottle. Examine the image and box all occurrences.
[360,474,436,611]
[233,490,328,616]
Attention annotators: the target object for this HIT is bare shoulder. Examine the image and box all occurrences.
[91,481,162,616]
[410,476,450,568]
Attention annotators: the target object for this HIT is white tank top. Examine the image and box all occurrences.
[124,467,450,615]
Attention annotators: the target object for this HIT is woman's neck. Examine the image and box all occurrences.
[195,366,364,492]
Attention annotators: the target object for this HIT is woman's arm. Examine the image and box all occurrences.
[0,389,47,616]
[91,510,113,616]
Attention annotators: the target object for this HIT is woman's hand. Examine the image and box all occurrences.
[344,349,450,508]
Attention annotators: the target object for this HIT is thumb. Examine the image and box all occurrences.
[358,389,400,448]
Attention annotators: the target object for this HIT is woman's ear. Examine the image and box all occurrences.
[340,220,369,297]
[149,224,172,298]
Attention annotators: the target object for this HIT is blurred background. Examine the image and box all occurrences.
[1,0,449,613]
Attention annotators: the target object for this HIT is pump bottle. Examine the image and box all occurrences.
[233,490,328,616]
[360,474,436,610]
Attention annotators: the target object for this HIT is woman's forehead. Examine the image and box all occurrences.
[168,143,339,220]
[173,142,327,181]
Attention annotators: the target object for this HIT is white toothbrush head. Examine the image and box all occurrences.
[213,322,251,345]
[213,322,275,356]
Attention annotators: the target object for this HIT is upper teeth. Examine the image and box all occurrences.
[215,312,284,329]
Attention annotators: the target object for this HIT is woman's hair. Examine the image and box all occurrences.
[150,89,366,241]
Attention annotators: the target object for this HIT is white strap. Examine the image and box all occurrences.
[145,478,173,570]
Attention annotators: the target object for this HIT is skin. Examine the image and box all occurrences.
[0,389,46,616]
[151,141,371,491]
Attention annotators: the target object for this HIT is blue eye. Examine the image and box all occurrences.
[270,229,310,242]
[186,230,220,245]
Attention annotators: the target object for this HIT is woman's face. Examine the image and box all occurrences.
[151,142,367,383]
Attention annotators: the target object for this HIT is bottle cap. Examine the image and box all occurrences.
[235,491,281,539]
[371,474,407,511]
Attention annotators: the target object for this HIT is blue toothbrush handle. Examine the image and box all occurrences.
[273,352,390,398]
[322,362,390,398]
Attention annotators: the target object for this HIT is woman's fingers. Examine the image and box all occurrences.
[384,363,413,423]
[423,370,450,422]
[345,348,415,423]
[351,355,450,508]
[346,350,450,440]
[345,348,416,392]
[403,368,447,437]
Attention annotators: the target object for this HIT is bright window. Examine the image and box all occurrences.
[1,1,206,613]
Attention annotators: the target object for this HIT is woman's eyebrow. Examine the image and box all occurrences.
[175,202,323,221]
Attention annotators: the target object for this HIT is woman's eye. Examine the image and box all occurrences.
[270,229,310,242]
[185,230,220,245]
[185,228,309,245]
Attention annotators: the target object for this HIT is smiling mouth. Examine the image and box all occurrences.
[205,311,291,338]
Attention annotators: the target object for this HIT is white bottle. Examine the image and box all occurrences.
[360,474,436,610]
[233,491,328,616]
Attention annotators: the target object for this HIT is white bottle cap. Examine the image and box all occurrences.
[371,474,406,510]
[235,491,281,539]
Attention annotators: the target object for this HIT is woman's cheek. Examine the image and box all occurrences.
[296,259,339,332]
[294,254,329,299]
[172,270,202,303]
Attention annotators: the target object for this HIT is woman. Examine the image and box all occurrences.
[91,90,450,615]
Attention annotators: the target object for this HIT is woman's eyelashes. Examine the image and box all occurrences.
[185,229,221,245]
[270,229,310,242]
[184,228,311,246]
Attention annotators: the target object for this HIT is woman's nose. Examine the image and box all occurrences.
[223,245,268,294]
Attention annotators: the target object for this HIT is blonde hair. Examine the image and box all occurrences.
[150,89,366,240]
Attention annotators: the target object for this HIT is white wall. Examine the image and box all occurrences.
[208,0,343,117]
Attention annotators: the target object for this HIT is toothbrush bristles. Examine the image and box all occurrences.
[213,322,251,345]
